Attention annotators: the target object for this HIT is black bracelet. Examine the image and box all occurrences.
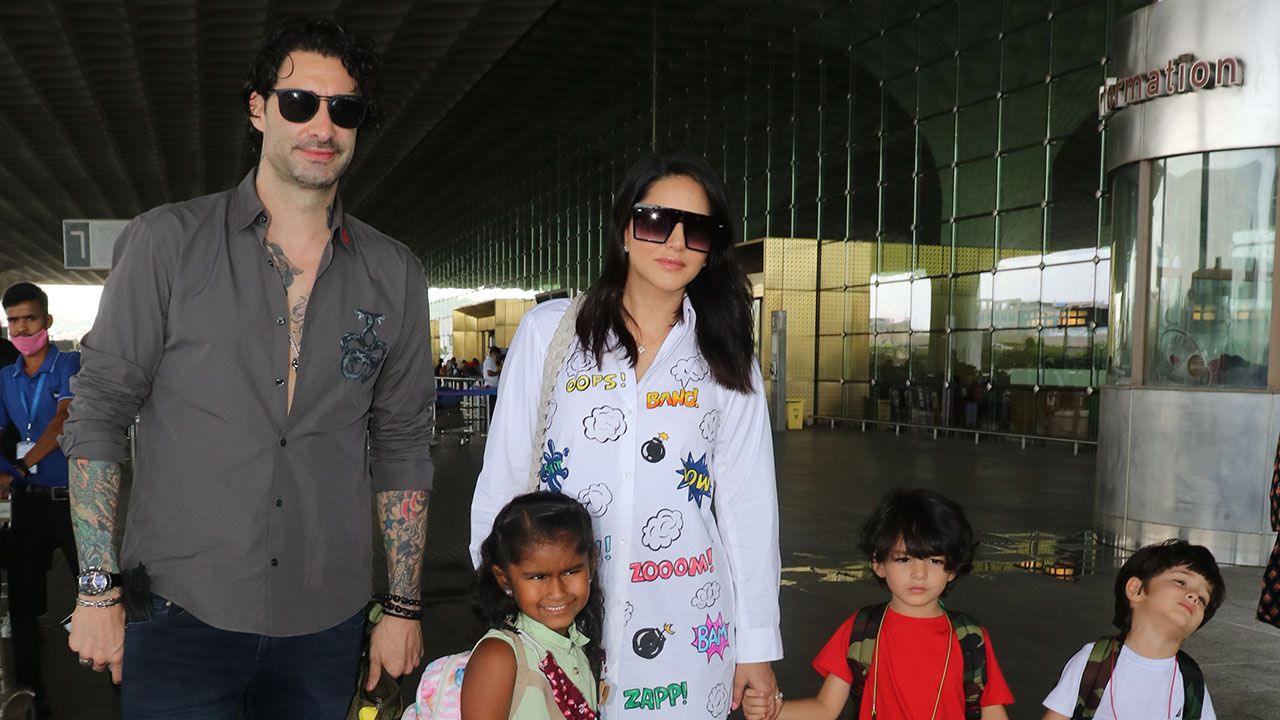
[379,601,422,621]
[375,591,421,607]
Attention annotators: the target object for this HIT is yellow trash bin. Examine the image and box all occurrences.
[786,398,805,430]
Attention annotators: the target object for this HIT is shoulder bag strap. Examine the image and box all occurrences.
[528,295,586,493]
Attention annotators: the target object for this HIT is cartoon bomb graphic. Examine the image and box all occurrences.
[632,623,676,659]
[641,432,669,464]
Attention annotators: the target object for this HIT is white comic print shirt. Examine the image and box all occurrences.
[471,297,782,720]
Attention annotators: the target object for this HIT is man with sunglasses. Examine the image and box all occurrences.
[62,17,434,718]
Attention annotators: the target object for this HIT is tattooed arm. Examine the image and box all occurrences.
[66,457,126,683]
[366,488,429,690]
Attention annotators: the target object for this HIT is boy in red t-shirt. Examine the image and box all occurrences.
[745,489,1013,720]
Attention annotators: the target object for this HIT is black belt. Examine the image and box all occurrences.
[15,485,69,501]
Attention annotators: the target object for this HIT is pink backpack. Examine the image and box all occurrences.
[401,651,469,720]
[403,630,561,720]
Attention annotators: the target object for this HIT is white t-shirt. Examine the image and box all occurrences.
[1042,642,1216,719]
[482,355,499,387]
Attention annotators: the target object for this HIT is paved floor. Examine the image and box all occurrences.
[36,427,1280,718]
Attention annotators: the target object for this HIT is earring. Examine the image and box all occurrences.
[504,588,513,596]
[623,245,630,254]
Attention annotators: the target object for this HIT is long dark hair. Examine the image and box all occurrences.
[575,151,755,392]
[472,492,605,678]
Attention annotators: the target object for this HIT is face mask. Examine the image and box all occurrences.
[10,329,48,357]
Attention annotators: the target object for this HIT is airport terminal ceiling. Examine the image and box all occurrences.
[0,0,1143,286]
[0,0,563,286]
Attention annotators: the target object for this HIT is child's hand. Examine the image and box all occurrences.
[742,688,775,720]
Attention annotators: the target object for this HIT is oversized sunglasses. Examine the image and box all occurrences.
[268,89,367,129]
[630,204,726,253]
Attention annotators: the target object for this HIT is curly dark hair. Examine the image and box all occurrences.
[575,150,756,393]
[472,492,606,679]
[239,16,383,154]
[1112,539,1225,637]
[859,488,978,597]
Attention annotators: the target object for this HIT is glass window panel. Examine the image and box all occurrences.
[1051,3,1107,74]
[1036,386,1092,438]
[954,215,995,273]
[882,126,916,182]
[998,206,1044,258]
[850,140,880,190]
[882,177,915,243]
[844,381,872,420]
[920,113,956,170]
[956,158,998,217]
[1041,328,1092,387]
[957,99,998,162]
[1042,261,1098,328]
[846,334,873,381]
[1000,146,1046,208]
[912,332,949,382]
[847,246,876,288]
[1147,148,1276,388]
[950,329,992,429]
[851,187,879,241]
[919,167,951,228]
[1005,0,1050,29]
[918,223,953,276]
[918,276,949,330]
[958,40,1002,105]
[1107,164,1139,384]
[952,272,994,329]
[874,332,911,386]
[1095,256,1111,326]
[1002,22,1050,90]
[1092,325,1108,385]
[880,237,914,275]
[993,267,1042,328]
[958,0,1002,50]
[872,280,913,332]
[1050,67,1104,137]
[919,58,957,118]
[882,22,917,79]
[993,328,1040,385]
[1001,84,1049,150]
[818,335,844,382]
[919,6,959,66]
[1046,137,1101,253]
[951,329,992,379]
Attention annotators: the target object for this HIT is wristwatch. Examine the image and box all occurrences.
[76,567,122,597]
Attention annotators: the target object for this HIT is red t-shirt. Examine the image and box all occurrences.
[810,608,1014,720]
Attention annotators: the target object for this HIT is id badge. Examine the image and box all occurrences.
[15,441,35,474]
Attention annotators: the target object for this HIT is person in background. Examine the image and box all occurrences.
[0,282,80,719]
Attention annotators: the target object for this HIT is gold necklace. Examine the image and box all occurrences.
[870,610,953,720]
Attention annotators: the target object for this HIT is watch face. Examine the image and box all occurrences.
[78,571,110,596]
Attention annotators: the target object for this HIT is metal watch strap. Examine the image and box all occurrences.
[75,596,122,608]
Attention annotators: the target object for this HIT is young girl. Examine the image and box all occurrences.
[461,492,605,720]
[745,489,1014,720]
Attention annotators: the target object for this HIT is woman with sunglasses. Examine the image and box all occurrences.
[470,151,782,720]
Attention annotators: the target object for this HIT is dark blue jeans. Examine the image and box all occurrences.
[122,595,365,719]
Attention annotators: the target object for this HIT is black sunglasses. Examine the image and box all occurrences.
[630,204,726,253]
[268,89,367,129]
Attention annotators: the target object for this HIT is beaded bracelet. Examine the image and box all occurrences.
[376,592,422,607]
[75,596,122,608]
[379,601,422,621]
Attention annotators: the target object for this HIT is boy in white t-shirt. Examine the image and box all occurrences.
[1042,539,1225,720]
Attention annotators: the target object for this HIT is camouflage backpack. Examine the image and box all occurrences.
[1072,636,1204,720]
[845,601,987,720]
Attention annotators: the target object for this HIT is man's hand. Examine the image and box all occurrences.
[67,600,125,684]
[365,614,422,692]
[733,662,780,720]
